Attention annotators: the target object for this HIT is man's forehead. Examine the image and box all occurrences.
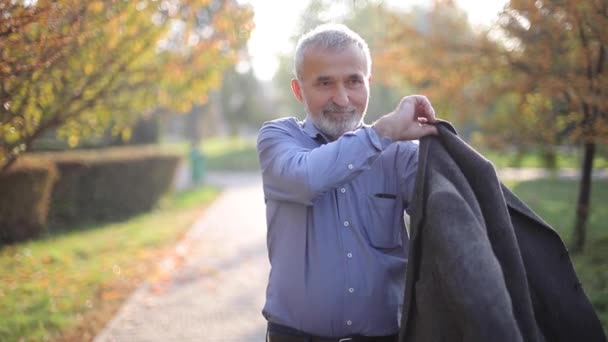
[300,45,369,79]
[303,44,366,61]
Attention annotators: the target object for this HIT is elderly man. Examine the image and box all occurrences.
[257,23,437,341]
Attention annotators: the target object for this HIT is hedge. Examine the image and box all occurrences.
[0,146,181,245]
[41,146,181,228]
[0,160,58,244]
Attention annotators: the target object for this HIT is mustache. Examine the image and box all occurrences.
[323,103,356,113]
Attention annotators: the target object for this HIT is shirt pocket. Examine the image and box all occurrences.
[364,194,403,249]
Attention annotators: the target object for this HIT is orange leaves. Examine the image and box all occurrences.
[100,289,123,301]
[373,4,484,125]
[87,1,105,14]
[151,1,253,110]
[373,0,607,148]
[496,0,608,145]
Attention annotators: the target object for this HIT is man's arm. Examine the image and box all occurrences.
[257,95,438,206]
[257,121,387,205]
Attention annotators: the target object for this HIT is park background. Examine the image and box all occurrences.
[1,0,607,340]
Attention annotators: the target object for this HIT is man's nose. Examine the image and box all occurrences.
[332,84,349,107]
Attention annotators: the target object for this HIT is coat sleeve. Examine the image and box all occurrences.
[424,175,524,342]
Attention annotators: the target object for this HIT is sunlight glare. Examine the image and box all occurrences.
[244,0,508,81]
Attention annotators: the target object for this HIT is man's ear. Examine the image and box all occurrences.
[291,78,304,103]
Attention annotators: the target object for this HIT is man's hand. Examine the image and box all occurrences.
[372,95,438,141]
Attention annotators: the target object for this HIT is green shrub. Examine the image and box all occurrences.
[29,146,181,229]
[0,160,58,244]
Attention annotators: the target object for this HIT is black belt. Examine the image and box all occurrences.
[267,322,398,342]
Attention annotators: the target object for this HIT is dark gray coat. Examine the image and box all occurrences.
[399,122,606,342]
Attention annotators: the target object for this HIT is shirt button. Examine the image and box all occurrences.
[346,320,352,326]
[347,164,354,170]
[348,287,355,293]
[347,253,353,258]
[343,221,350,227]
[340,188,346,193]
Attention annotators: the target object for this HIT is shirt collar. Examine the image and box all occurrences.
[301,117,329,142]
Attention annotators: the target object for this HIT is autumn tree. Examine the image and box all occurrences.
[374,0,488,133]
[373,0,607,251]
[1,0,86,163]
[0,0,253,172]
[494,0,607,252]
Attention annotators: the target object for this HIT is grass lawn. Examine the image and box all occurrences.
[481,148,608,169]
[201,137,258,171]
[0,186,220,342]
[505,178,608,333]
[163,137,259,171]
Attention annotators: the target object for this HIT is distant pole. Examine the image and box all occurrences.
[187,105,205,185]
[189,141,204,185]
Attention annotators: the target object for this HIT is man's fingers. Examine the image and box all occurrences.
[412,120,438,136]
[423,123,438,136]
[392,95,439,139]
[401,95,436,122]
[412,95,436,122]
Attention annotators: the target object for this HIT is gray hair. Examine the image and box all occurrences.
[294,23,372,80]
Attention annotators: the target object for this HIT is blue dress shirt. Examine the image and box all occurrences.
[257,116,418,337]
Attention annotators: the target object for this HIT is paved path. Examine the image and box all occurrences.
[96,166,608,342]
[95,172,268,342]
[497,167,608,181]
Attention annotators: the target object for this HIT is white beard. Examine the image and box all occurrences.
[305,103,364,140]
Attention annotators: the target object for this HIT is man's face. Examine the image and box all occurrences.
[291,44,370,140]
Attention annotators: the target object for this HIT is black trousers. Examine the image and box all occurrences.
[266,322,398,342]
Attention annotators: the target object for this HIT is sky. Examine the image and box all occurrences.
[241,0,509,81]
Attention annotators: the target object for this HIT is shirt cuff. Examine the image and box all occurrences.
[364,125,393,151]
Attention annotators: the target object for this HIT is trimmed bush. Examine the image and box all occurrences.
[28,146,181,229]
[0,160,58,244]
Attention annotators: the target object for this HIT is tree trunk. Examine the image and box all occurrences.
[541,146,557,171]
[571,142,596,253]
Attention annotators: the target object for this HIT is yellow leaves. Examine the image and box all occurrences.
[2,124,21,145]
[87,1,106,15]
[84,62,95,75]
[201,0,215,6]
[120,127,132,142]
[2,0,254,171]
[65,135,79,148]
[521,92,552,121]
